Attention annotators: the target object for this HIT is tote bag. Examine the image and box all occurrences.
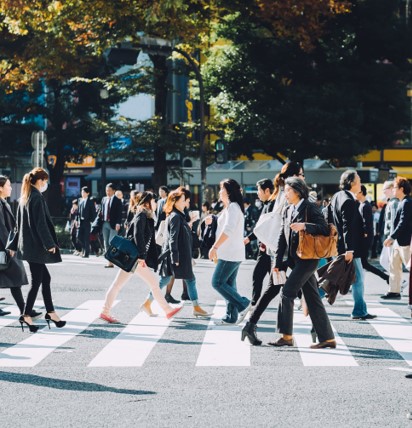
[155,220,167,247]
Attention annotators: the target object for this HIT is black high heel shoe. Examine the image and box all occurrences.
[241,321,262,346]
[19,315,39,333]
[45,313,66,329]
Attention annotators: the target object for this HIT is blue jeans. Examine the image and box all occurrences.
[147,275,198,303]
[212,260,249,323]
[352,257,368,317]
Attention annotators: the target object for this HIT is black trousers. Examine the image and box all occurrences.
[78,221,91,256]
[25,262,54,315]
[10,287,25,314]
[277,257,334,342]
[249,282,282,324]
[251,250,272,305]
[361,256,389,282]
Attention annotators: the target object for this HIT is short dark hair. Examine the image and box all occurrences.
[256,178,274,193]
[339,170,358,191]
[202,201,211,210]
[159,185,169,195]
[395,176,411,196]
[106,183,115,191]
[81,186,90,194]
[285,177,309,200]
[72,199,78,205]
[360,185,367,197]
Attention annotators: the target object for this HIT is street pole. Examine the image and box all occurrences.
[172,47,207,206]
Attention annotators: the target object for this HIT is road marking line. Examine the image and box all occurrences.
[0,300,117,367]
[89,302,171,367]
[344,304,412,366]
[0,306,21,328]
[294,312,358,366]
[196,300,250,367]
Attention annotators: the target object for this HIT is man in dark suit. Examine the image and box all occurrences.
[356,185,389,283]
[330,170,376,320]
[244,178,275,305]
[155,185,169,231]
[77,186,96,258]
[101,183,123,268]
[382,176,412,299]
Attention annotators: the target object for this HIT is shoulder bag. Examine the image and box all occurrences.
[155,219,167,246]
[104,235,139,272]
[296,208,338,260]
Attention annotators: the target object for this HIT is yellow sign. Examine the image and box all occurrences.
[66,156,96,169]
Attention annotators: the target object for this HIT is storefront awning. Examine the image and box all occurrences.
[85,166,153,181]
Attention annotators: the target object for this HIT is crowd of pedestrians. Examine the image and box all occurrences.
[0,166,410,355]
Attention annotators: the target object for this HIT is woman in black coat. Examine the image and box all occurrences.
[100,191,183,323]
[0,175,30,316]
[141,187,211,318]
[270,177,335,349]
[7,168,66,333]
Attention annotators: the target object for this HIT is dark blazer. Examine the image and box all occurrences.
[275,199,329,268]
[8,188,62,264]
[390,197,412,246]
[101,195,123,229]
[155,198,167,230]
[159,209,194,279]
[0,199,28,288]
[330,190,363,258]
[359,200,374,257]
[127,209,158,271]
[78,196,96,224]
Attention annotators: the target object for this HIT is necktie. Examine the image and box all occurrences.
[107,198,111,222]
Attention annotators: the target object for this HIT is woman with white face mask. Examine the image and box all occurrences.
[7,167,66,333]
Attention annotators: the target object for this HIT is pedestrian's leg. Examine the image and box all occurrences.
[351,258,368,317]
[101,269,132,315]
[388,244,402,293]
[251,251,271,305]
[39,265,55,313]
[24,262,43,315]
[249,283,281,324]
[135,266,172,314]
[10,287,25,314]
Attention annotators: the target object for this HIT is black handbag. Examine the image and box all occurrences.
[104,235,139,272]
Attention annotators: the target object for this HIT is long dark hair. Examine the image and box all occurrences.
[220,178,244,213]
[0,175,9,188]
[270,161,302,201]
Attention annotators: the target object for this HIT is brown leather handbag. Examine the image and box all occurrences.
[296,209,338,260]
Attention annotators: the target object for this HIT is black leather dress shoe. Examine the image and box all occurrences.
[165,294,180,304]
[380,292,401,300]
[0,297,5,301]
[0,308,11,316]
[181,292,190,301]
[30,310,43,320]
[351,314,377,320]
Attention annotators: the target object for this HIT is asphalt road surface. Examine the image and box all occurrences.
[0,255,410,427]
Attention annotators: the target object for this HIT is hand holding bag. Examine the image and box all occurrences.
[0,250,10,271]
[104,235,139,272]
[272,270,287,285]
[296,208,338,260]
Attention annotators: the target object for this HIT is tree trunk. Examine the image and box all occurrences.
[151,55,168,191]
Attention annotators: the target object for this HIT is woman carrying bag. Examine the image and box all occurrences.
[100,191,182,323]
[7,168,65,333]
[141,187,211,318]
[0,175,39,318]
[270,177,335,349]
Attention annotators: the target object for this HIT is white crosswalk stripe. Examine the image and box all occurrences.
[196,300,250,366]
[0,300,118,367]
[89,302,170,367]
[0,299,411,368]
[294,312,358,366]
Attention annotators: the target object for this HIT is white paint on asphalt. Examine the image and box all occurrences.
[349,306,412,366]
[196,300,250,367]
[0,305,20,327]
[293,312,358,366]
[0,300,117,367]
[89,302,171,367]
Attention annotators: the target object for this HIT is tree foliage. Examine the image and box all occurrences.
[203,0,412,164]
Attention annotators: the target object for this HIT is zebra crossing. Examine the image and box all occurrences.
[0,299,411,368]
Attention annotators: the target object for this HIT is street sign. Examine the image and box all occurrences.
[31,131,47,167]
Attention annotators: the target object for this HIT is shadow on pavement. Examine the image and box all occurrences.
[0,371,156,396]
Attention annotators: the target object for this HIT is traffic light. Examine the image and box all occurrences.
[215,139,228,164]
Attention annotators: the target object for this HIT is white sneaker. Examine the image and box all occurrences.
[236,303,252,325]
[213,319,232,326]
